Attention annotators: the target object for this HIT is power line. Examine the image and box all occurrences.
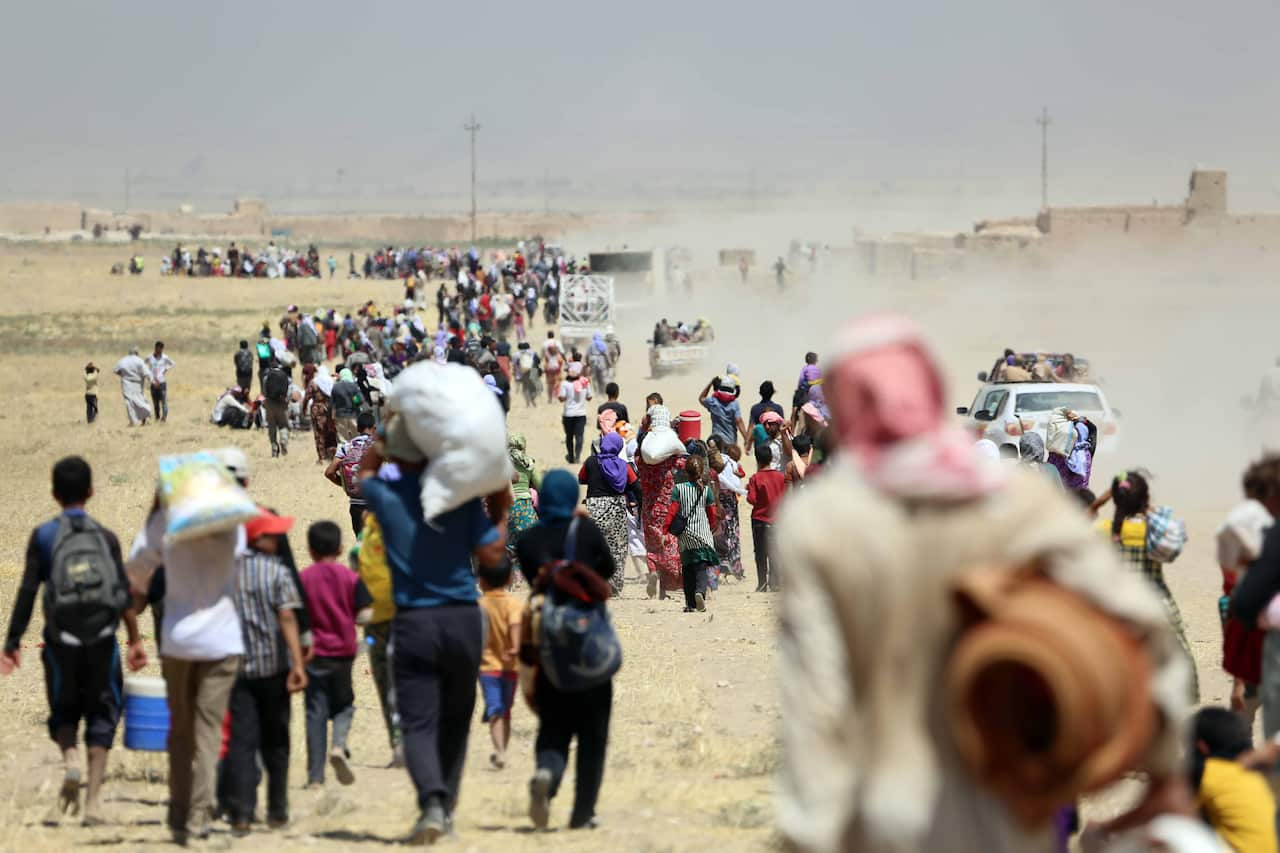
[1036,106,1052,210]
[465,114,481,243]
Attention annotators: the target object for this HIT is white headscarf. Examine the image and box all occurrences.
[1217,498,1273,571]
[314,365,334,397]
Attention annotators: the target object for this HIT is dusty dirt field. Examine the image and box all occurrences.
[0,238,1262,849]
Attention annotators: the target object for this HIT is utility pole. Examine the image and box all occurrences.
[124,168,130,212]
[465,114,480,243]
[1036,106,1052,210]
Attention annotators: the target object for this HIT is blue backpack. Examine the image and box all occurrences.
[537,519,623,692]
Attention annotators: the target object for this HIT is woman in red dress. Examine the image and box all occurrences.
[637,405,685,598]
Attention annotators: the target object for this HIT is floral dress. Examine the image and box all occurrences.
[639,455,682,593]
[717,487,744,581]
[305,382,338,462]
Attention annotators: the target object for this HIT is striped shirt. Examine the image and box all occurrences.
[673,481,716,552]
[234,552,302,679]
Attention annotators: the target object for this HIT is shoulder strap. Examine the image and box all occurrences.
[562,517,581,565]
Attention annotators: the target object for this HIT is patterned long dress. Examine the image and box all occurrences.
[718,488,745,580]
[1099,515,1199,702]
[305,383,338,462]
[586,494,630,597]
[639,455,682,593]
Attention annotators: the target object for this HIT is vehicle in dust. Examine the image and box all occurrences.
[558,274,615,353]
[648,320,714,379]
[957,382,1120,453]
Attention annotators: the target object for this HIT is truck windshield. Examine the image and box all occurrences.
[1014,390,1103,413]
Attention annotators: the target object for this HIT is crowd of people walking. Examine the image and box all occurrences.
[22,257,1280,850]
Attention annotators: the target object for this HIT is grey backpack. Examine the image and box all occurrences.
[43,516,127,644]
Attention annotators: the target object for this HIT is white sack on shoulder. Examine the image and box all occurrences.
[386,361,513,523]
[1045,408,1074,457]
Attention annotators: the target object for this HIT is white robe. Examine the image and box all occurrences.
[113,354,150,425]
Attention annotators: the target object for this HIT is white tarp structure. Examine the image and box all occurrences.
[558,274,615,346]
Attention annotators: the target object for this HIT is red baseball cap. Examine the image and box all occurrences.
[245,509,294,542]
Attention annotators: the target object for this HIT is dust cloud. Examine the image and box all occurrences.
[578,202,1278,517]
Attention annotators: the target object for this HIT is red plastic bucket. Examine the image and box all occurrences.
[677,410,702,444]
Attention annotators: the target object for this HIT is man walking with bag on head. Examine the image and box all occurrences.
[2,457,147,826]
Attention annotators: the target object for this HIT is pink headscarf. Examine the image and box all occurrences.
[825,314,1003,501]
[598,408,619,434]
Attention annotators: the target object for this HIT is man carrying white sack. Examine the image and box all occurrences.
[127,453,258,846]
[359,362,513,845]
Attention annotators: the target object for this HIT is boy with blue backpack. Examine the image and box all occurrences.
[1,456,147,825]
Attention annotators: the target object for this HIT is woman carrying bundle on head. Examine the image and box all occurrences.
[636,404,686,600]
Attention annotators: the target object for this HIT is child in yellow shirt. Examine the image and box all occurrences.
[478,564,523,770]
[1191,707,1277,853]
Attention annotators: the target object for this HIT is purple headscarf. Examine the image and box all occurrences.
[598,432,629,493]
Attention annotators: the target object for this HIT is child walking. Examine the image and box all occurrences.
[226,510,308,835]
[300,521,374,788]
[478,563,523,769]
[666,454,719,612]
[746,444,786,592]
[1,456,146,825]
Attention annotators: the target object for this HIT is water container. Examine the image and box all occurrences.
[676,410,702,444]
[124,676,169,752]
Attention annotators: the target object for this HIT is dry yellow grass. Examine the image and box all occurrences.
[0,244,780,852]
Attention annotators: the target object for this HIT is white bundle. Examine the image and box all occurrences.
[1045,408,1075,457]
[385,361,513,523]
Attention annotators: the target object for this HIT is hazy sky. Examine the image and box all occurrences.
[5,0,1280,208]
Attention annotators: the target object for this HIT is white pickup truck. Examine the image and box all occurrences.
[957,382,1120,454]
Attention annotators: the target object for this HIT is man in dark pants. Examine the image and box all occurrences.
[1,456,147,825]
[514,470,617,830]
[531,677,612,828]
[234,340,254,392]
[359,439,510,845]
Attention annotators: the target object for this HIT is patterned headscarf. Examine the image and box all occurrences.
[508,433,534,473]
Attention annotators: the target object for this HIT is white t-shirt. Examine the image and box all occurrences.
[127,510,244,661]
[146,353,175,384]
[559,380,592,417]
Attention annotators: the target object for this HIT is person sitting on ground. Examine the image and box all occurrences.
[1188,707,1277,853]
[1,456,146,826]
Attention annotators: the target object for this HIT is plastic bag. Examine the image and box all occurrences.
[1145,506,1187,564]
[385,362,513,523]
[1045,408,1074,457]
[158,452,258,543]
